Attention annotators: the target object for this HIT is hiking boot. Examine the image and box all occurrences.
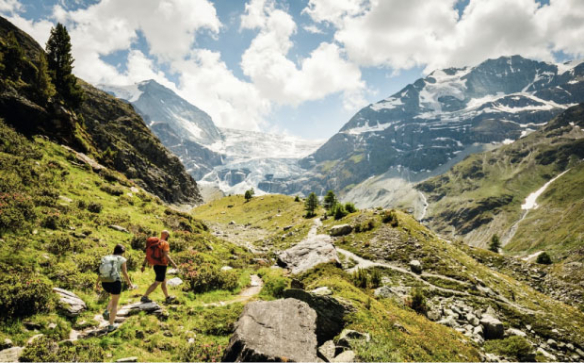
[107,324,119,333]
[165,295,177,304]
[140,296,152,303]
[102,309,110,321]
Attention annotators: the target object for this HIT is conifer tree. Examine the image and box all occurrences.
[31,53,56,103]
[3,31,25,81]
[305,192,319,217]
[244,188,255,201]
[323,190,337,211]
[489,234,501,253]
[46,23,84,108]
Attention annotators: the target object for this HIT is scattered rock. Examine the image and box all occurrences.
[480,314,504,340]
[0,347,24,362]
[333,350,355,362]
[221,266,233,271]
[291,279,305,290]
[318,340,336,362]
[167,268,178,275]
[337,329,370,348]
[54,287,87,317]
[108,225,130,233]
[409,260,422,274]
[166,277,183,287]
[547,339,558,349]
[23,321,42,331]
[537,347,557,361]
[438,315,458,328]
[59,195,73,203]
[27,334,44,345]
[222,299,319,362]
[506,328,526,337]
[0,339,13,350]
[116,357,139,362]
[283,225,293,231]
[229,221,236,225]
[466,313,480,327]
[48,323,57,330]
[277,236,340,275]
[311,286,333,296]
[117,302,164,318]
[329,224,353,237]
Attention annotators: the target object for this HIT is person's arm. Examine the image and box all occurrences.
[141,256,148,273]
[121,262,135,289]
[163,250,178,269]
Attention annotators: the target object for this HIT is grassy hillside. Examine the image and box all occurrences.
[418,103,584,260]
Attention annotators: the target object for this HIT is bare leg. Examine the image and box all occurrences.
[107,298,113,311]
[109,294,120,326]
[143,281,161,298]
[161,280,169,299]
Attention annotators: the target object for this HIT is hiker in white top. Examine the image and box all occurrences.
[95,244,135,332]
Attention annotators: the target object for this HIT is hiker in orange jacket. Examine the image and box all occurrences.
[140,230,179,304]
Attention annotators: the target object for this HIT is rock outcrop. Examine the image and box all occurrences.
[277,235,341,275]
[53,287,86,317]
[222,299,319,362]
[480,314,504,340]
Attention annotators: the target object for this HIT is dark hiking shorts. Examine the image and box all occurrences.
[154,265,168,282]
[102,280,122,295]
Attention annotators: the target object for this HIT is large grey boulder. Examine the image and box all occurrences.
[277,235,341,275]
[283,288,354,344]
[409,260,422,274]
[222,299,319,362]
[0,347,24,362]
[53,287,86,317]
[480,314,504,339]
[329,224,353,237]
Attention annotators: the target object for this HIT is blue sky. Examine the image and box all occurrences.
[1,0,582,140]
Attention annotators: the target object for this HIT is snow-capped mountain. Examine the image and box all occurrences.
[279,55,584,211]
[98,80,323,194]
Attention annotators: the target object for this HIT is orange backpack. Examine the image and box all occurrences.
[145,237,164,266]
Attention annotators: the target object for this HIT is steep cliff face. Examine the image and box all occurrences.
[0,16,201,205]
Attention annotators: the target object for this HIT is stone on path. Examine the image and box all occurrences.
[409,260,422,274]
[0,347,24,362]
[54,287,86,317]
[166,277,183,287]
[222,299,319,362]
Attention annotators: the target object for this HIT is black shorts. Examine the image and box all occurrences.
[102,281,122,295]
[154,265,168,282]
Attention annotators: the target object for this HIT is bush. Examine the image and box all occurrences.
[370,268,382,288]
[244,188,255,201]
[87,202,103,213]
[381,210,398,227]
[76,200,86,210]
[536,252,552,265]
[257,267,289,299]
[181,262,240,293]
[344,202,357,213]
[484,336,534,362]
[406,288,427,314]
[352,268,369,289]
[41,211,67,230]
[179,339,224,362]
[0,273,54,320]
[0,192,36,235]
[332,204,348,220]
[355,219,375,233]
[294,195,300,202]
[99,183,124,196]
[47,234,75,255]
[130,233,148,251]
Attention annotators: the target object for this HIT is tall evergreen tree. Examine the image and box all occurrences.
[323,190,337,211]
[489,234,501,253]
[3,31,25,81]
[46,23,84,108]
[305,192,319,217]
[31,53,56,104]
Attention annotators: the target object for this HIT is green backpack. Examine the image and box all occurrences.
[99,255,121,282]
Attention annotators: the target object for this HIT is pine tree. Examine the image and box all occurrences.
[305,192,319,217]
[46,23,84,109]
[31,53,56,104]
[489,234,501,253]
[3,31,25,81]
[323,190,337,211]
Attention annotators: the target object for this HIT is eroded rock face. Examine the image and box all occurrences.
[222,299,319,362]
[53,287,86,317]
[277,235,341,275]
[283,289,353,344]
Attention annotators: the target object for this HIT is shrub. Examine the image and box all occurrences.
[0,192,36,235]
[32,187,59,207]
[370,268,382,288]
[536,252,552,265]
[179,339,224,362]
[99,183,124,196]
[344,202,357,213]
[181,262,240,293]
[484,336,534,362]
[47,235,75,255]
[381,210,398,227]
[257,267,289,299]
[332,204,348,220]
[0,273,54,320]
[352,268,369,289]
[406,288,427,314]
[20,336,60,362]
[87,202,103,213]
[130,233,148,251]
[244,188,255,201]
[76,200,86,210]
[294,195,300,202]
[41,211,67,230]
[356,219,375,233]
